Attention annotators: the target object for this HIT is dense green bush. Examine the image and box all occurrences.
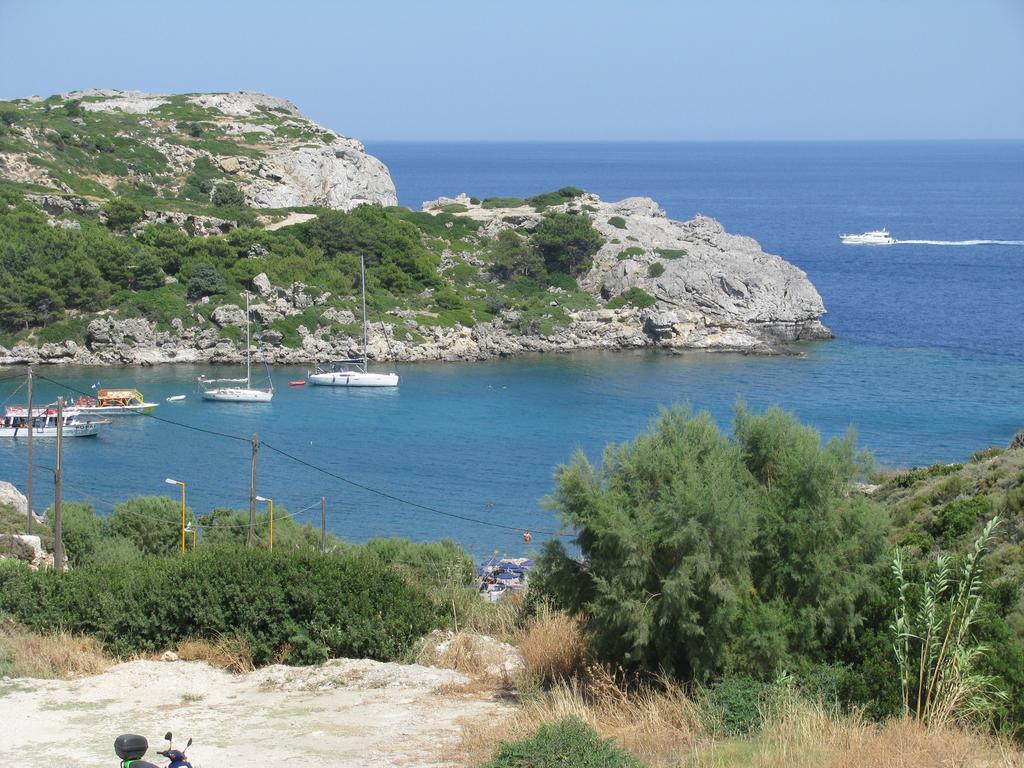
[109,496,186,556]
[0,547,439,664]
[532,212,605,275]
[480,718,641,768]
[617,246,644,260]
[605,287,655,309]
[102,196,143,230]
[647,262,664,278]
[45,503,104,568]
[607,216,627,229]
[539,405,888,682]
[211,182,246,208]
[185,262,225,300]
[490,229,545,282]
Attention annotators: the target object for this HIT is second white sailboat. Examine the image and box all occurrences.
[199,291,275,402]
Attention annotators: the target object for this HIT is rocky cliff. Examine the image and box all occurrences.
[0,190,829,366]
[0,89,396,209]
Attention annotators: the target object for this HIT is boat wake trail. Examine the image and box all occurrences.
[895,239,1024,246]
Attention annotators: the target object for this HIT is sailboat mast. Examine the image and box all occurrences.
[245,290,251,387]
[360,254,368,366]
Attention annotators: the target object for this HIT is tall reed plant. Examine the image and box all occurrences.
[890,516,1005,727]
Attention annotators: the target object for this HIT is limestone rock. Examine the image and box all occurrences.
[212,304,247,328]
[1010,429,1024,451]
[0,481,28,517]
[252,273,274,298]
[248,144,396,210]
[0,534,55,570]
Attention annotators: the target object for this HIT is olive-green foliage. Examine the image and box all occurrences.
[480,718,641,768]
[526,186,585,212]
[0,504,53,550]
[647,262,665,278]
[185,262,225,300]
[490,229,546,282]
[45,503,105,568]
[108,496,186,556]
[295,205,439,292]
[211,182,245,208]
[607,215,627,229]
[605,287,655,309]
[102,197,143,230]
[539,405,889,682]
[362,537,476,588]
[197,506,335,551]
[532,212,605,275]
[655,248,688,259]
[0,547,439,664]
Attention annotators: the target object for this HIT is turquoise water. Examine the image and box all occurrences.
[1,142,1022,555]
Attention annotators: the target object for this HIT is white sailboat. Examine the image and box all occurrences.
[199,291,274,402]
[309,255,400,388]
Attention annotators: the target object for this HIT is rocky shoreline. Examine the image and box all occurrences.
[0,192,833,368]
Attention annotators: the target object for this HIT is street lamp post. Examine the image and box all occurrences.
[255,495,273,550]
[165,478,186,555]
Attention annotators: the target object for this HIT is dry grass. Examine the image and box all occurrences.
[176,635,255,674]
[517,608,587,686]
[459,666,703,767]
[0,620,112,679]
[686,695,1020,768]
[415,631,508,679]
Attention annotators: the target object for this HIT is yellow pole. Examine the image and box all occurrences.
[268,499,274,551]
[179,482,186,555]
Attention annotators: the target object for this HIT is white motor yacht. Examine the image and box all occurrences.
[0,405,104,437]
[840,228,896,245]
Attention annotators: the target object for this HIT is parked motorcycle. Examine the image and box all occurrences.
[114,731,193,768]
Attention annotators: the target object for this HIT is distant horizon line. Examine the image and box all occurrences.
[362,137,1024,144]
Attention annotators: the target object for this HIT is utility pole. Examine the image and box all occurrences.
[320,496,327,553]
[25,367,33,534]
[248,433,259,546]
[53,397,64,571]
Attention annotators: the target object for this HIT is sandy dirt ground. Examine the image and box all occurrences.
[0,658,506,767]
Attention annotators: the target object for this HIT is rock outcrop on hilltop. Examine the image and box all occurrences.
[0,89,396,210]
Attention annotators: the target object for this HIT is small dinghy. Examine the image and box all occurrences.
[166,395,186,402]
[288,380,306,387]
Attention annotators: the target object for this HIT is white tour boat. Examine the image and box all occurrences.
[199,291,274,403]
[309,255,400,388]
[72,387,159,416]
[840,228,896,245]
[0,405,104,438]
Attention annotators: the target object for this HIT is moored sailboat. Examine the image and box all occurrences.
[199,291,274,403]
[309,255,400,388]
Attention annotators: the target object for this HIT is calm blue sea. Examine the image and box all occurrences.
[1,142,1022,555]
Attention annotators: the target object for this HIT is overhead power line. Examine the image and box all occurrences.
[24,372,570,538]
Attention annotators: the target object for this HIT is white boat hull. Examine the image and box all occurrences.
[202,388,273,402]
[308,371,399,387]
[0,423,100,438]
[76,403,159,416]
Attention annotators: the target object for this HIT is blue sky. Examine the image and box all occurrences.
[1,0,1022,140]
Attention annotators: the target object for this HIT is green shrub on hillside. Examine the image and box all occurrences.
[617,246,644,260]
[605,287,655,309]
[480,718,641,768]
[0,547,439,664]
[539,405,888,682]
[648,262,665,278]
[607,216,627,229]
[102,197,143,230]
[532,212,605,275]
[211,182,246,208]
[185,262,225,300]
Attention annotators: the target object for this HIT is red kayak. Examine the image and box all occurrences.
[288,380,307,387]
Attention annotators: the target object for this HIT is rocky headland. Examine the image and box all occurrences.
[0,90,830,367]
